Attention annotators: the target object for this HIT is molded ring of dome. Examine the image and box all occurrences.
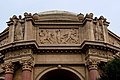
[36,10,79,21]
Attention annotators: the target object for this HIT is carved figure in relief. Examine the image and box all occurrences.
[39,30,55,44]
[39,30,46,44]
[46,30,55,44]
[10,15,24,41]
[38,29,78,44]
[39,30,45,44]
[56,29,61,44]
[14,21,24,41]
[61,29,78,44]
[94,22,104,41]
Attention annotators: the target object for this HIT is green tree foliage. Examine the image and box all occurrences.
[99,56,120,80]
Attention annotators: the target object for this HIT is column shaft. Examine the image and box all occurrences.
[89,70,99,80]
[5,74,13,80]
[3,62,14,80]
[21,60,33,80]
[87,58,100,80]
[22,70,31,80]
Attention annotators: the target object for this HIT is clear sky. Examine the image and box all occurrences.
[0,0,120,36]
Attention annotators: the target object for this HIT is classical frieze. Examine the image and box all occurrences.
[5,49,31,60]
[109,35,120,47]
[88,49,113,58]
[37,28,79,44]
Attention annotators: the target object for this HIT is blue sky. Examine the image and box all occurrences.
[0,0,120,36]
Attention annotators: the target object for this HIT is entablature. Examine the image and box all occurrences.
[0,40,119,55]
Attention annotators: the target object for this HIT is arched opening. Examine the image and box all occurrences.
[39,69,81,80]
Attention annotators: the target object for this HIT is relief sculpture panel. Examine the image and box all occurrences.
[93,17,105,41]
[38,28,79,44]
[0,37,8,47]
[94,24,104,41]
[14,21,24,41]
[109,35,120,47]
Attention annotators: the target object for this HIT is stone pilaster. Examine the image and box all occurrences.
[24,12,34,41]
[2,61,14,80]
[21,59,33,80]
[103,19,110,43]
[7,16,17,43]
[86,58,100,80]
[84,13,95,41]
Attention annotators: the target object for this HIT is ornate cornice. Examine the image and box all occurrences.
[0,40,119,55]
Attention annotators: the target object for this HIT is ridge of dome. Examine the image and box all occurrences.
[38,10,77,16]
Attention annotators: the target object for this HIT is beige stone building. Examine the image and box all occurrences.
[0,10,120,80]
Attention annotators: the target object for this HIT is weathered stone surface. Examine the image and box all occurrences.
[0,10,119,80]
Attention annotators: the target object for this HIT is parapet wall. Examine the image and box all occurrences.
[0,10,119,49]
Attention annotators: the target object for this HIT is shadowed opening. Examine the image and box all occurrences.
[39,69,81,80]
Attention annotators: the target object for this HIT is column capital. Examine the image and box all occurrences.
[20,59,34,71]
[2,61,14,74]
[86,58,100,70]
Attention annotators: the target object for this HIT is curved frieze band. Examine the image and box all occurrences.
[0,37,8,47]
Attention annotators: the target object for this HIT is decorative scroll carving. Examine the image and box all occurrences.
[2,61,14,73]
[86,58,99,70]
[5,49,31,59]
[89,49,113,58]
[0,37,8,47]
[21,59,33,71]
[38,29,79,44]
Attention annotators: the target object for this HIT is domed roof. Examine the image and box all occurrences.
[38,10,77,15]
[36,10,79,21]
